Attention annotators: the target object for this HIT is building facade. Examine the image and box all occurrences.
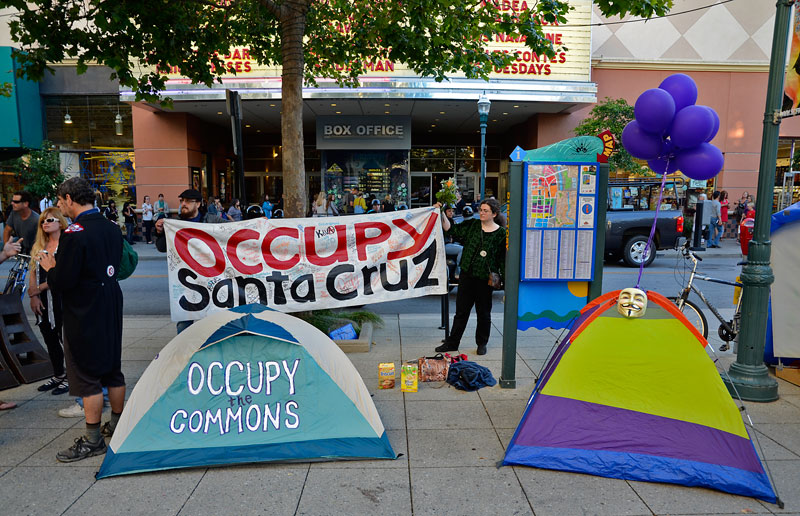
[1,1,798,213]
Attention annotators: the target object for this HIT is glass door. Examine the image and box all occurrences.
[410,174,431,208]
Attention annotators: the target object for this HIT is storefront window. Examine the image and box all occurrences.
[322,150,409,209]
[776,138,800,210]
[76,150,136,207]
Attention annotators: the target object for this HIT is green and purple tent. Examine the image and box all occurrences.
[503,290,777,503]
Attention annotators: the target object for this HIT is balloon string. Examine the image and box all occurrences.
[635,169,669,289]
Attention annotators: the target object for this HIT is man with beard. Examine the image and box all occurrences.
[36,177,124,461]
[154,189,227,333]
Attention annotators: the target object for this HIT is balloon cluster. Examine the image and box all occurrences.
[621,74,723,180]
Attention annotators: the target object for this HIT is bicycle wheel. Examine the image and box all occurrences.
[668,296,708,339]
[2,269,18,295]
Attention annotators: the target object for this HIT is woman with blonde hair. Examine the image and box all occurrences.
[312,191,326,217]
[28,207,69,394]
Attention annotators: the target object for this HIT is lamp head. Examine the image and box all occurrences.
[477,94,491,116]
[617,288,648,318]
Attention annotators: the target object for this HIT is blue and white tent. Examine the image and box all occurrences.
[98,305,395,478]
[766,201,800,366]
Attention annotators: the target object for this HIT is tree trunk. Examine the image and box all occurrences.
[280,1,307,218]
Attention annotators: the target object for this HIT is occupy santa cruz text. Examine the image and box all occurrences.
[173,213,441,312]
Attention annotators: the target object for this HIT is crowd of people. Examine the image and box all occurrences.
[0,178,125,463]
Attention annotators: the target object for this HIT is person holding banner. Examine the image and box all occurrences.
[435,198,505,356]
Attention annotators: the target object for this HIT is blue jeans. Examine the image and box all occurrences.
[710,217,722,246]
[125,222,135,243]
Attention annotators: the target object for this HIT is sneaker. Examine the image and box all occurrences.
[38,376,65,392]
[100,421,115,438]
[58,403,84,418]
[51,381,70,395]
[56,436,107,462]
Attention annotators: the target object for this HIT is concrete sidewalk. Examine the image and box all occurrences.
[0,313,798,516]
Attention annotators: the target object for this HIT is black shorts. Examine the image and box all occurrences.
[63,335,125,398]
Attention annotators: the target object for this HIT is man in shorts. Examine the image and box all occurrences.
[37,177,124,462]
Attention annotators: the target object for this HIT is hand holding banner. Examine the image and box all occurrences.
[164,207,447,321]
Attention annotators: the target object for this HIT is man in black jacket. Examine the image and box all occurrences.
[38,177,124,462]
[154,188,227,333]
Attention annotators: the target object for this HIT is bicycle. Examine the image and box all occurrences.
[2,253,31,300]
[670,240,742,350]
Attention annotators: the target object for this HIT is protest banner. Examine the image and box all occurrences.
[164,207,447,321]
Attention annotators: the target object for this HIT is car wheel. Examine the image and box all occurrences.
[622,235,656,267]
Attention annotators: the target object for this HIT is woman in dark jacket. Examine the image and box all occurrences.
[435,198,505,355]
[102,200,118,223]
[122,201,136,244]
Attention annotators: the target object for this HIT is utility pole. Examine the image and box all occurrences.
[724,0,793,401]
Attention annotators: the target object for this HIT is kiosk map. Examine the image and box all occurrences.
[526,164,578,228]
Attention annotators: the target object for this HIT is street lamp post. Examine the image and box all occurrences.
[723,0,793,402]
[478,95,491,201]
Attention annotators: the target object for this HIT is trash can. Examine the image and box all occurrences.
[739,217,754,255]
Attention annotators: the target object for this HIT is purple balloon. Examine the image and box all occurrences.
[648,156,680,175]
[622,120,663,160]
[659,73,698,112]
[670,105,715,149]
[675,143,724,180]
[634,88,676,134]
[660,139,678,160]
[703,106,720,142]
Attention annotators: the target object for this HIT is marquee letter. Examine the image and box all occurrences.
[188,362,204,395]
[175,228,226,277]
[227,229,263,274]
[225,360,245,396]
[262,227,300,270]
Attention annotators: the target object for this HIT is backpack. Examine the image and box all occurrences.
[117,238,138,280]
[446,361,497,391]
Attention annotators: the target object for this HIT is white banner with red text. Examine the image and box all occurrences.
[164,207,447,321]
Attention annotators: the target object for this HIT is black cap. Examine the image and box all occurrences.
[178,188,202,201]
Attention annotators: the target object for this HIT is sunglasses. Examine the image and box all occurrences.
[42,217,58,224]
[10,199,22,204]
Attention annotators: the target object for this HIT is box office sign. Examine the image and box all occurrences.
[316,116,411,150]
[164,207,446,321]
